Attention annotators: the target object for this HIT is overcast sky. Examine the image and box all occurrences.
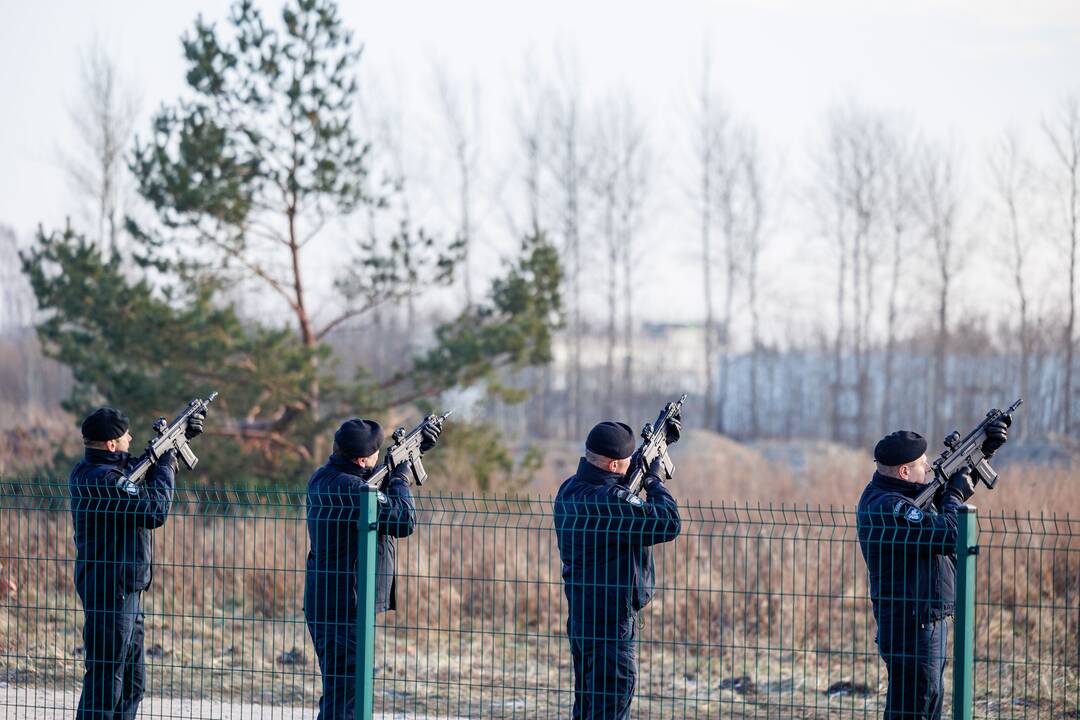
[3,0,1079,332]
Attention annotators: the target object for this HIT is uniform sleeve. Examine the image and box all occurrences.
[377,477,416,539]
[76,462,176,530]
[133,458,176,529]
[600,477,682,547]
[862,495,959,557]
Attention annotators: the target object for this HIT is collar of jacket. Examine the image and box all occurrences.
[327,452,375,480]
[870,471,927,497]
[575,457,626,487]
[83,447,131,468]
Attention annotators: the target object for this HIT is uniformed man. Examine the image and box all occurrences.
[553,418,683,719]
[303,417,439,720]
[857,422,1008,720]
[70,406,205,720]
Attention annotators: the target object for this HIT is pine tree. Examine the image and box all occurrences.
[22,0,562,484]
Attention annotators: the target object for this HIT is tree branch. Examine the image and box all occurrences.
[210,426,312,462]
[314,296,393,341]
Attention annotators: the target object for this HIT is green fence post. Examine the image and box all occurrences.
[355,486,378,720]
[952,504,977,720]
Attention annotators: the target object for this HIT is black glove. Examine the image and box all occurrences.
[185,411,206,440]
[157,448,179,474]
[664,411,682,445]
[645,456,665,482]
[419,423,441,454]
[945,466,975,503]
[981,417,1009,457]
[389,459,412,485]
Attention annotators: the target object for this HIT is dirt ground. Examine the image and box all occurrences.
[0,685,476,719]
[0,682,887,719]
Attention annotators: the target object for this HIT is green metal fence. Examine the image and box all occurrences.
[1,482,1078,718]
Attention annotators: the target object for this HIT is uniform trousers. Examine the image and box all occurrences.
[307,617,357,720]
[568,614,638,720]
[878,616,948,720]
[77,590,145,720]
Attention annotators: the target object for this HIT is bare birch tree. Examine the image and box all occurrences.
[1043,94,1080,434]
[589,105,622,418]
[809,104,893,443]
[712,116,744,436]
[809,107,856,442]
[988,130,1036,437]
[740,130,767,437]
[915,140,962,442]
[548,50,589,439]
[850,117,888,445]
[434,66,483,308]
[61,38,139,257]
[615,98,651,418]
[585,91,650,419]
[1,225,45,408]
[880,121,916,432]
[0,227,32,333]
[511,56,552,437]
[690,47,731,431]
[368,82,425,358]
[511,57,547,235]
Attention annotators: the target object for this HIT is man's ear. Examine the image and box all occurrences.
[897,463,909,480]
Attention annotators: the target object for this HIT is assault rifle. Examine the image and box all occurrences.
[116,392,218,495]
[913,398,1023,510]
[368,410,453,490]
[625,394,687,495]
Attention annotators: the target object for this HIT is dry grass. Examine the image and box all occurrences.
[2,433,1079,716]
[0,404,76,477]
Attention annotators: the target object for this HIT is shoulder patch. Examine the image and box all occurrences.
[614,487,645,507]
[893,499,923,523]
[376,491,389,505]
[114,473,139,496]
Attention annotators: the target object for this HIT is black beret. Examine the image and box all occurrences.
[874,430,928,466]
[81,407,130,442]
[334,418,384,459]
[585,421,637,460]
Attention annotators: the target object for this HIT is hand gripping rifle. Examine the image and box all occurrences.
[625,394,687,495]
[368,410,453,490]
[116,392,218,495]
[913,398,1023,511]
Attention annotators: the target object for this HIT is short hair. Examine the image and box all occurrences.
[585,449,616,468]
[876,460,914,478]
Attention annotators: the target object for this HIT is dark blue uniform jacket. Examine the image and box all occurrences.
[70,448,175,605]
[304,455,416,617]
[554,458,682,632]
[856,472,960,626]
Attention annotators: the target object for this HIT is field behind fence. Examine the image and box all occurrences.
[1,472,1079,718]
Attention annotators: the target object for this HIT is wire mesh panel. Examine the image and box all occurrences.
[381,497,885,718]
[1,483,1079,718]
[973,512,1080,719]
[379,494,566,718]
[0,482,317,719]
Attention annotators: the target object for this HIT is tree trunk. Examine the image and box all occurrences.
[604,193,618,419]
